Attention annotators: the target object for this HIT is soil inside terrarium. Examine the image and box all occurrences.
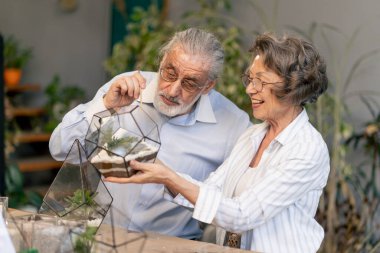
[91,140,158,177]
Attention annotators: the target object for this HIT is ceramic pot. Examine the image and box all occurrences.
[4,68,22,87]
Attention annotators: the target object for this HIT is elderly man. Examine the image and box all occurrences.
[49,28,250,240]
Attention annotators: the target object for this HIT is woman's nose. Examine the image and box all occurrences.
[246,83,258,95]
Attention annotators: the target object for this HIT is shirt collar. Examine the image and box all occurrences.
[274,108,309,146]
[137,72,217,125]
[249,109,309,147]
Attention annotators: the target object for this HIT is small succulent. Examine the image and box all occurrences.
[107,135,138,151]
[65,189,98,210]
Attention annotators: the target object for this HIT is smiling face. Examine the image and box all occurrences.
[246,55,296,124]
[153,46,216,117]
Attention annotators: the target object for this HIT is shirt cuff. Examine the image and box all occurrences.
[84,95,108,124]
[193,184,222,224]
[163,187,195,210]
[163,186,176,199]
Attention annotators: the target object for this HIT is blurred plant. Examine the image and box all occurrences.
[4,96,42,209]
[44,75,86,132]
[289,23,380,252]
[3,35,32,69]
[105,0,252,113]
[344,97,380,252]
[104,3,176,76]
[5,162,43,209]
[73,226,97,253]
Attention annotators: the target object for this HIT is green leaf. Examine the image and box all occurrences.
[5,163,24,191]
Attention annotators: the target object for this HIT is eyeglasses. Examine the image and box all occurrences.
[159,68,206,93]
[241,73,283,92]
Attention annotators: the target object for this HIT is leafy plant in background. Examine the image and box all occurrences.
[106,0,252,113]
[104,4,176,76]
[3,35,32,69]
[5,162,42,209]
[4,94,42,210]
[289,23,380,252]
[44,75,86,132]
[345,96,380,252]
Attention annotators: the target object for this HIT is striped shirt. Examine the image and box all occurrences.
[168,109,330,252]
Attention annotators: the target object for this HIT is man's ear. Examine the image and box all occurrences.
[201,79,217,94]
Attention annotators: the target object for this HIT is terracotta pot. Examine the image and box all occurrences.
[4,68,22,87]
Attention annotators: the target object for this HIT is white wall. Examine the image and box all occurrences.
[0,0,111,102]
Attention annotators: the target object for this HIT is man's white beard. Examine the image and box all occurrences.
[153,83,202,117]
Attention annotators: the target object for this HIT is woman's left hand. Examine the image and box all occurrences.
[104,160,175,184]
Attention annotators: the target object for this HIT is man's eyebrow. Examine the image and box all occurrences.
[164,63,203,81]
[183,76,198,82]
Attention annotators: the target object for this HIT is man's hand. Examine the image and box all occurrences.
[103,71,146,109]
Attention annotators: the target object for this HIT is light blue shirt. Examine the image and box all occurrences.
[49,71,251,239]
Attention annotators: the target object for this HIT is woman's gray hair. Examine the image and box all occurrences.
[251,32,328,106]
[158,28,224,81]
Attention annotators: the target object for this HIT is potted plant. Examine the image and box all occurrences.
[3,35,32,87]
[44,75,86,132]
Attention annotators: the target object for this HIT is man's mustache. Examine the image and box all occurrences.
[159,92,181,105]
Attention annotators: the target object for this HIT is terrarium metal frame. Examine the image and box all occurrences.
[39,139,113,229]
[69,208,147,253]
[8,211,86,253]
[85,104,161,178]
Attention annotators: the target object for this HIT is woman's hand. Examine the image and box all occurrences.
[104,160,175,184]
[103,71,146,109]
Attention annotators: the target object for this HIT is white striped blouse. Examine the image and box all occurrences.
[167,109,330,253]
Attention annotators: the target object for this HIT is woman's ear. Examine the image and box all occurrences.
[201,80,217,94]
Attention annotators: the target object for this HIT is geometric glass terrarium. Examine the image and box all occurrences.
[85,104,161,178]
[39,139,113,228]
[69,209,147,253]
[8,212,86,253]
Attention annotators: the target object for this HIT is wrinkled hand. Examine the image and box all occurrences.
[103,71,146,109]
[104,160,175,184]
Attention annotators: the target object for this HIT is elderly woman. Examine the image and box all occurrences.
[106,33,330,253]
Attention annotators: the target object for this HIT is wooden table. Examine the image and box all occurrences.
[8,209,253,253]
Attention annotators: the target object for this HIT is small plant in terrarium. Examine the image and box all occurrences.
[71,226,97,253]
[65,189,98,210]
[85,105,161,178]
[39,140,113,229]
[63,189,102,227]
[105,135,139,155]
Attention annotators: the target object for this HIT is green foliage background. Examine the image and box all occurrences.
[104,0,252,115]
